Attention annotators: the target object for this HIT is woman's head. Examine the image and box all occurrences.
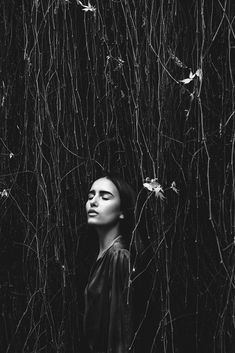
[86,174,136,240]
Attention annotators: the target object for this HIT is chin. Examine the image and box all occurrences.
[87,219,99,226]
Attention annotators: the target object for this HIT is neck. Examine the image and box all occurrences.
[96,224,120,253]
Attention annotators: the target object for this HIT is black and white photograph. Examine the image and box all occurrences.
[0,1,234,352]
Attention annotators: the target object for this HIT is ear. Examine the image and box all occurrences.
[119,213,124,219]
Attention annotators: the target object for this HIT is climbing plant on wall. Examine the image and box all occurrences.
[0,0,234,352]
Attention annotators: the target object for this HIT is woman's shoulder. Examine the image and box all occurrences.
[111,236,129,251]
[106,237,130,262]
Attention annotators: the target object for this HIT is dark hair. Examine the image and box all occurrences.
[103,173,136,241]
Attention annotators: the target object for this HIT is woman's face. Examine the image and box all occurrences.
[86,177,123,229]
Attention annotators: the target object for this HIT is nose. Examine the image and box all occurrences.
[90,196,98,207]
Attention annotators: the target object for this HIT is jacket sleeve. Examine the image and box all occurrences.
[107,249,132,353]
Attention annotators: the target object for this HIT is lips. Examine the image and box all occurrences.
[88,210,98,215]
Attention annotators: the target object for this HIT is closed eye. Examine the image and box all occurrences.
[87,192,94,200]
[100,191,113,200]
[101,194,111,200]
[87,191,113,200]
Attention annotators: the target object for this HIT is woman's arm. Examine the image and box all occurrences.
[107,249,132,353]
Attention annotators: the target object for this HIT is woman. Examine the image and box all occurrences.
[83,174,136,353]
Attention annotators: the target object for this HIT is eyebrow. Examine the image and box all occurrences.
[88,190,114,196]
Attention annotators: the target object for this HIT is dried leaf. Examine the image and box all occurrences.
[143,178,165,199]
[195,68,202,81]
[154,185,165,200]
[0,189,9,198]
[179,77,193,85]
[77,0,96,12]
[189,71,195,79]
[143,182,153,192]
[170,181,179,194]
[180,69,202,85]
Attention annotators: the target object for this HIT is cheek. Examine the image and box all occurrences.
[103,202,121,219]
